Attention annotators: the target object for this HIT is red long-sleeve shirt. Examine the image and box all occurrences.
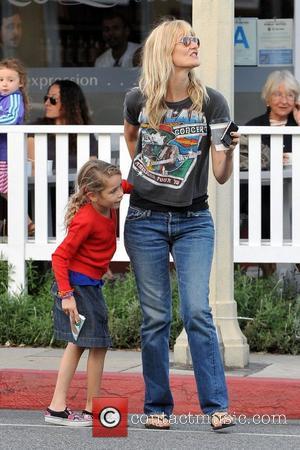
[52,180,132,291]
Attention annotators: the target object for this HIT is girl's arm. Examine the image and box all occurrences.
[211,131,239,184]
[121,179,133,193]
[52,217,92,292]
[124,119,139,160]
[52,216,92,324]
[0,93,23,124]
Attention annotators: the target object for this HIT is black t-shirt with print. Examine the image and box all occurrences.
[124,87,230,210]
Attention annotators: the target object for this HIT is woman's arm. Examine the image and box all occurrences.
[27,136,35,175]
[124,119,139,160]
[211,131,239,184]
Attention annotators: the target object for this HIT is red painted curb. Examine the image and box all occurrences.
[1,370,300,418]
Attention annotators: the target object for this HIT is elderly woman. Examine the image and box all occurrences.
[27,80,98,235]
[241,71,300,275]
[246,70,300,150]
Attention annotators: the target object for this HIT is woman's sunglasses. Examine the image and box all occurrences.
[177,36,200,48]
[44,95,58,105]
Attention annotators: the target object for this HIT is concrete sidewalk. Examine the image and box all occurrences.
[1,347,300,377]
[1,347,300,418]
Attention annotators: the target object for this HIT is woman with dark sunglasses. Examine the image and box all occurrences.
[123,19,239,431]
[28,79,98,172]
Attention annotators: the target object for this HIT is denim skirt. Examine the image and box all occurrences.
[51,282,112,348]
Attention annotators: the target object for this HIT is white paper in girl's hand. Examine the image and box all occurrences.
[70,314,86,341]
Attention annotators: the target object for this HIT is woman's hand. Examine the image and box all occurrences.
[293,101,300,125]
[224,131,240,155]
[27,137,35,175]
[62,296,80,325]
[211,132,240,184]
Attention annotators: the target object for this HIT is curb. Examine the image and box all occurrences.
[1,369,300,418]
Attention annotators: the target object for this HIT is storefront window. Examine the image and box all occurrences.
[235,0,293,18]
[0,0,191,125]
[234,0,295,124]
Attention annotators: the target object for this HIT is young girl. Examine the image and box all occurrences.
[45,159,132,426]
[0,58,33,233]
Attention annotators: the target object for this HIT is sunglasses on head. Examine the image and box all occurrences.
[177,36,200,48]
[43,95,58,105]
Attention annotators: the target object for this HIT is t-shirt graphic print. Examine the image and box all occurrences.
[124,87,230,207]
[133,107,207,189]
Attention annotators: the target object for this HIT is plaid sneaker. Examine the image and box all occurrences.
[81,410,93,425]
[44,407,91,427]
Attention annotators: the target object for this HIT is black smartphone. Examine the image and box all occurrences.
[220,121,239,148]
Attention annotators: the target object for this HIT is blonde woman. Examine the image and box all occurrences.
[123,19,239,431]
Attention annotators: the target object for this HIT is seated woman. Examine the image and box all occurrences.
[28,80,98,235]
[241,70,300,276]
[246,70,300,148]
[28,79,98,171]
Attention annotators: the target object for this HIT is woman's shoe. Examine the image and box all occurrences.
[210,411,235,431]
[145,414,170,430]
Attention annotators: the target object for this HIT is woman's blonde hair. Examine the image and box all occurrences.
[65,159,121,228]
[262,70,300,104]
[139,18,207,129]
[0,58,30,119]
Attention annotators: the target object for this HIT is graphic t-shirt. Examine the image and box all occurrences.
[124,87,230,208]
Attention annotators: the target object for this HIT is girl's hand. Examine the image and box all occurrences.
[62,296,80,324]
[103,267,114,281]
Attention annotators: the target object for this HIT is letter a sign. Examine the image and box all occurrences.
[234,18,257,65]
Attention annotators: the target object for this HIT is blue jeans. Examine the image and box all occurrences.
[124,206,228,416]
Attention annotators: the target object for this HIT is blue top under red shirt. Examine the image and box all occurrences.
[52,179,132,291]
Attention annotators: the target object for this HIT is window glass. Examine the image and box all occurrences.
[235,0,293,18]
[234,0,294,124]
[0,1,191,125]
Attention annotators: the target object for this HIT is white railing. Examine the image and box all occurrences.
[1,125,300,291]
[2,125,131,292]
[234,126,300,264]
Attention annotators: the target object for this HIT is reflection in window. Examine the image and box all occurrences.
[0,1,191,68]
[1,1,192,126]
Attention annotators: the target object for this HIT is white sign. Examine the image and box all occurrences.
[234,18,257,66]
[257,19,293,66]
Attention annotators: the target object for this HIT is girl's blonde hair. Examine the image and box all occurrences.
[0,58,29,119]
[262,70,300,104]
[65,159,121,228]
[139,18,207,129]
